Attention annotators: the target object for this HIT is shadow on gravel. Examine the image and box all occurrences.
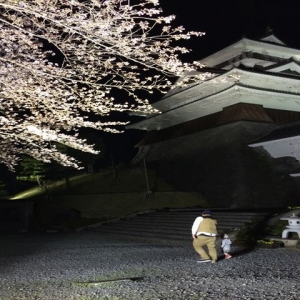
[232,245,256,257]
[218,245,256,261]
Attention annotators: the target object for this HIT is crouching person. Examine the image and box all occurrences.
[191,209,218,263]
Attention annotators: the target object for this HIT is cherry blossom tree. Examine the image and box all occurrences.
[0,0,209,171]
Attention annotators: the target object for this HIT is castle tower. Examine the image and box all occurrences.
[127,33,300,208]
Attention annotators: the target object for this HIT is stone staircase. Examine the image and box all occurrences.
[86,209,271,242]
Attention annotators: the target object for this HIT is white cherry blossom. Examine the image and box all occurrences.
[0,0,211,170]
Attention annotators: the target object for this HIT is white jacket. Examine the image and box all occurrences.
[221,238,232,253]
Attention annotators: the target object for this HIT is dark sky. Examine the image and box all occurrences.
[159,0,300,61]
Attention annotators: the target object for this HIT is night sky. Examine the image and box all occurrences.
[159,0,300,60]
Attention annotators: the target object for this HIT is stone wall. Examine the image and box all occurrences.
[135,121,300,208]
[0,200,34,231]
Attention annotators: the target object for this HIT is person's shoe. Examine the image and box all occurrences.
[197,259,211,263]
[211,260,217,263]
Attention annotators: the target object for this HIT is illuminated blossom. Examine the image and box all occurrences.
[0,0,210,170]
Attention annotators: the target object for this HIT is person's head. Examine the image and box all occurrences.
[202,209,212,216]
[223,234,229,239]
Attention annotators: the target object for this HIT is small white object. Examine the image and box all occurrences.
[280,215,300,238]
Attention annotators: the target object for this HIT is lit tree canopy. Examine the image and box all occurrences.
[0,0,210,170]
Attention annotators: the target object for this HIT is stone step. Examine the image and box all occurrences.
[100,225,188,234]
[95,227,191,241]
[120,216,259,223]
[98,221,242,233]
[95,226,236,241]
[135,214,265,220]
[133,213,264,218]
[105,220,247,229]
[87,210,270,242]
[115,216,260,225]
[152,210,269,216]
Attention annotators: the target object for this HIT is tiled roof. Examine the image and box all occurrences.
[160,66,300,106]
[137,107,300,146]
[237,81,300,96]
[214,51,286,69]
[264,57,300,70]
[249,121,300,144]
[234,67,300,86]
[290,167,300,175]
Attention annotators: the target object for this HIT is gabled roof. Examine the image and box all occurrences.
[264,57,300,74]
[200,34,300,69]
[258,33,286,46]
[249,121,300,145]
[128,33,300,133]
[156,66,300,108]
[290,167,300,176]
[162,67,224,99]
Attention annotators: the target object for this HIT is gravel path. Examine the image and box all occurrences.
[0,232,299,300]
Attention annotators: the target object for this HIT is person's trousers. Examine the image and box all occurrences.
[193,235,217,261]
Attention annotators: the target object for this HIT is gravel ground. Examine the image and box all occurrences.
[0,232,299,300]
